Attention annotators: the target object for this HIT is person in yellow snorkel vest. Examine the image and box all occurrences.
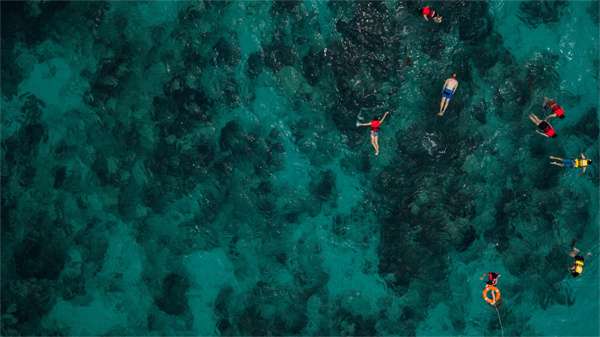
[549,153,592,174]
[569,239,591,277]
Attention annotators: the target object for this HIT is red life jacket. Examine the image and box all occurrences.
[370,120,381,132]
[545,126,556,137]
[422,6,435,18]
[552,104,565,118]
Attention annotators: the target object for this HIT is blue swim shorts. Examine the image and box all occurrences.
[442,88,454,99]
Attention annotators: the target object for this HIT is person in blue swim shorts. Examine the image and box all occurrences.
[438,73,458,117]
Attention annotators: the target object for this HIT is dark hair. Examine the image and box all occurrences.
[588,159,592,163]
[451,73,457,78]
[373,115,379,121]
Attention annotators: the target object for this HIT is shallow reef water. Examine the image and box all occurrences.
[1,1,599,336]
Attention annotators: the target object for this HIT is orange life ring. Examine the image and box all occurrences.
[482,285,501,305]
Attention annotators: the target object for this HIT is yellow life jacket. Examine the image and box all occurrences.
[574,259,584,274]
[575,159,589,168]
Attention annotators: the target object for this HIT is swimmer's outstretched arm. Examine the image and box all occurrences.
[581,153,586,160]
[535,130,549,137]
[357,122,371,127]
[379,111,390,124]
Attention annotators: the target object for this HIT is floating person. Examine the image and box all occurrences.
[481,273,501,306]
[437,73,458,116]
[357,111,390,156]
[421,6,443,23]
[543,97,565,121]
[480,271,501,286]
[528,114,556,138]
[549,153,592,173]
[568,239,591,277]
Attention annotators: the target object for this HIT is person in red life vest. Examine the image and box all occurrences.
[357,111,390,156]
[543,97,565,121]
[528,113,556,138]
[422,6,442,23]
[480,272,501,286]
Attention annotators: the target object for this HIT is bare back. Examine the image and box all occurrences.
[444,78,458,90]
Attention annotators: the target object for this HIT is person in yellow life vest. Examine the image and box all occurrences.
[549,153,592,174]
[568,239,592,277]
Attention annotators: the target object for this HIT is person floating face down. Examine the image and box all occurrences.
[543,97,565,121]
[357,111,390,156]
[549,153,592,174]
[421,6,442,23]
[568,240,591,277]
[438,73,458,116]
[528,113,556,138]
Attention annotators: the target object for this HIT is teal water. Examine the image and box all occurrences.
[1,1,598,336]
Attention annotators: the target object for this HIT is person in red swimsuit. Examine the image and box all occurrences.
[357,111,390,156]
[480,272,501,286]
[543,97,565,121]
[422,6,442,23]
[529,113,556,138]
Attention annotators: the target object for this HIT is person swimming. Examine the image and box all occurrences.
[438,73,458,116]
[543,97,565,121]
[528,114,556,138]
[357,111,390,156]
[480,272,500,286]
[549,153,592,174]
[421,6,442,23]
[568,239,591,277]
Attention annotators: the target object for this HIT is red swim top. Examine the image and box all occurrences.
[545,127,556,137]
[370,120,381,132]
[422,6,434,18]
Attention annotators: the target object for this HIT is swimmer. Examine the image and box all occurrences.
[543,97,565,121]
[568,239,591,277]
[549,153,592,173]
[438,73,458,116]
[480,272,500,286]
[528,114,556,138]
[357,111,390,156]
[421,6,442,23]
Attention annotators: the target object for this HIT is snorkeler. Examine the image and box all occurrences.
[357,111,390,156]
[422,6,443,23]
[437,73,458,116]
[549,153,592,173]
[528,114,556,138]
[480,272,500,286]
[543,97,565,121]
[568,239,591,277]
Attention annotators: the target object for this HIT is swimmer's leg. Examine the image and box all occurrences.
[550,162,564,167]
[438,97,447,116]
[549,156,564,161]
[442,99,450,113]
[528,114,540,124]
[371,134,379,155]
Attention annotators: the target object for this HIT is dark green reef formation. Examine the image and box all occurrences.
[1,1,598,336]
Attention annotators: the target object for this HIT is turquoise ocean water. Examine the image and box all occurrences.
[1,1,598,336]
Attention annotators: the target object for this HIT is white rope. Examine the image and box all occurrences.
[494,305,504,337]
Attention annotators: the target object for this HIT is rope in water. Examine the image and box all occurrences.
[494,305,504,337]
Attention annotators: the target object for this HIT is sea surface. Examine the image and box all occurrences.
[1,1,599,336]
